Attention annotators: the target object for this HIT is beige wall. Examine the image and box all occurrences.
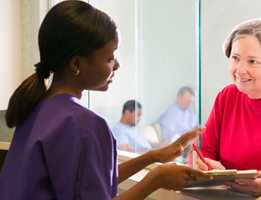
[0,0,48,110]
[0,1,49,141]
[0,0,22,110]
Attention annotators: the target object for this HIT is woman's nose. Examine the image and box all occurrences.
[236,61,248,74]
[113,59,120,71]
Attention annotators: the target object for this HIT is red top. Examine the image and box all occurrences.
[202,84,261,170]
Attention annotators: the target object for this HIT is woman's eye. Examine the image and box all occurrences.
[230,55,239,62]
[249,59,259,64]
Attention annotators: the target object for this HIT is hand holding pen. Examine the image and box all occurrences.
[192,144,213,170]
[193,144,226,171]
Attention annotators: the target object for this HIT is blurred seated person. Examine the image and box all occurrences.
[157,86,197,163]
[112,100,151,153]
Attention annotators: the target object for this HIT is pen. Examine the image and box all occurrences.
[192,144,212,170]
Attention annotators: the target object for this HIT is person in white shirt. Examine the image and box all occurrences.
[158,86,197,163]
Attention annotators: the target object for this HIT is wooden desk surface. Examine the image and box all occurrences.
[0,142,10,150]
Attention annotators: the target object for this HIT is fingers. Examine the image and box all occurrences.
[258,171,261,178]
[205,158,225,170]
[196,157,225,170]
[173,144,184,157]
[177,128,202,146]
[158,164,213,190]
[186,168,212,180]
[234,179,254,186]
[196,157,209,170]
[179,144,184,153]
[184,128,201,140]
[228,182,257,195]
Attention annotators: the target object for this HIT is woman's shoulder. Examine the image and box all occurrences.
[41,94,104,121]
[212,84,247,111]
[36,94,108,132]
[32,95,109,141]
[217,83,241,98]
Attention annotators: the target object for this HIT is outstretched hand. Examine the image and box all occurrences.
[149,164,211,190]
[150,128,202,163]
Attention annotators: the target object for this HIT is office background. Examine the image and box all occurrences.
[1,0,261,141]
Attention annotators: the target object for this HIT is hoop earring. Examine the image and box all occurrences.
[75,69,80,76]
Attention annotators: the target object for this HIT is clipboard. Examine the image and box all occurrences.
[186,169,258,187]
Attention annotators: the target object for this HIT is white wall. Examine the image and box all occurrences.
[201,0,261,122]
[21,0,48,78]
[0,0,48,110]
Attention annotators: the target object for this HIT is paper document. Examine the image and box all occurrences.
[186,169,258,187]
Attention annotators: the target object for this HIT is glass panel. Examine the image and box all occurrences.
[89,0,199,163]
[87,0,138,126]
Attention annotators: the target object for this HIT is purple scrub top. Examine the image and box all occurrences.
[0,94,117,200]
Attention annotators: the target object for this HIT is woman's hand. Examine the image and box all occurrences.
[227,178,261,197]
[196,157,225,170]
[149,164,211,190]
[226,171,261,197]
[150,128,202,163]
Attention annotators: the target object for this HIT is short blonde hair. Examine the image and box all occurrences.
[223,18,261,58]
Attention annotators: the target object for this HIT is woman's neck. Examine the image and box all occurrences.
[47,77,82,99]
[247,91,261,99]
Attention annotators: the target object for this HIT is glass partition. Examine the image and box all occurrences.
[88,0,200,162]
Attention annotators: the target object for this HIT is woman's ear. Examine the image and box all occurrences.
[69,56,81,76]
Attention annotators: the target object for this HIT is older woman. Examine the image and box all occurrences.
[198,19,261,196]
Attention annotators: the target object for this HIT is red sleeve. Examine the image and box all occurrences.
[201,89,225,160]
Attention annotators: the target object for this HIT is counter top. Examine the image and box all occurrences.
[119,171,261,200]
[117,150,261,200]
[0,141,10,150]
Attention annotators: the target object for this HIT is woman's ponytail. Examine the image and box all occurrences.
[5,73,47,128]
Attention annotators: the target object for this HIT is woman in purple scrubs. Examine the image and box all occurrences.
[0,1,209,199]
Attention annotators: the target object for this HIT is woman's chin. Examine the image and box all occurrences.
[93,84,109,91]
[235,82,250,93]
[98,86,109,91]
[88,80,113,91]
[236,84,260,98]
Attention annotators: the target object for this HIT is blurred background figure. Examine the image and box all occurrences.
[112,100,151,153]
[157,86,198,163]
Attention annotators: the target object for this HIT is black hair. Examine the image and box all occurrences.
[6,0,117,128]
[122,100,142,114]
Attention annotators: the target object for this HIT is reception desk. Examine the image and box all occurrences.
[119,168,261,200]
[118,151,261,200]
